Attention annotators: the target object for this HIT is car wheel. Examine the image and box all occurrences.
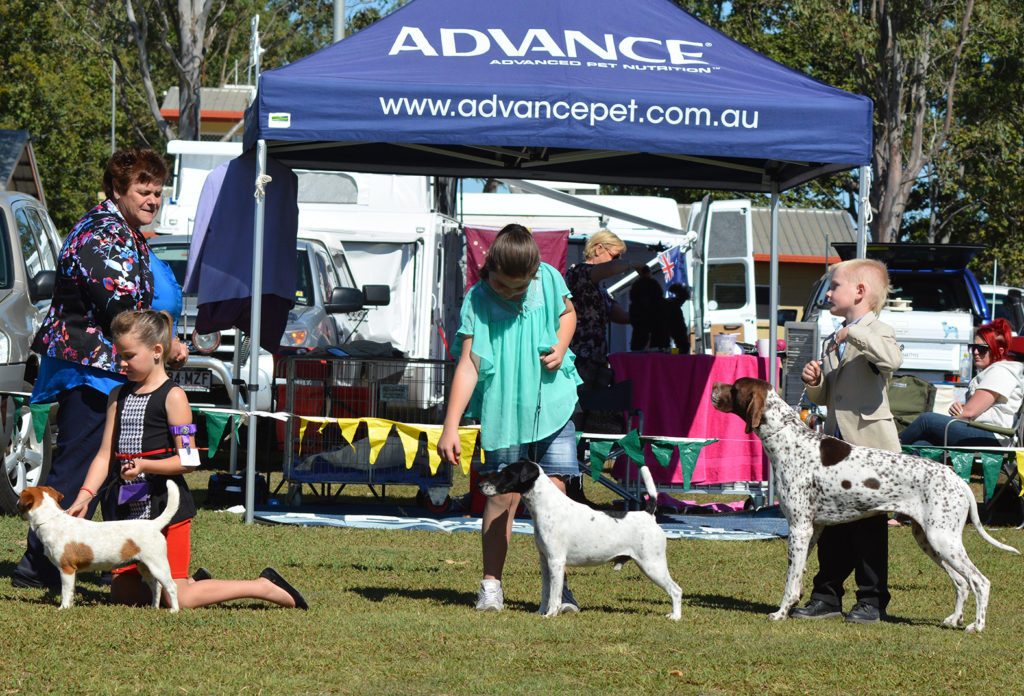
[0,390,54,515]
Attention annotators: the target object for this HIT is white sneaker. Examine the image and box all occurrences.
[559,584,580,614]
[475,579,504,611]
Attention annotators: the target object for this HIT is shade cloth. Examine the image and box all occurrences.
[608,352,774,485]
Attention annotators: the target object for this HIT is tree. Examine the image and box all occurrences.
[0,1,115,231]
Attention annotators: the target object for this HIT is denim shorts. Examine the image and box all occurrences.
[479,419,579,479]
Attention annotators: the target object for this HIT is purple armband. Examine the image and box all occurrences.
[169,424,198,454]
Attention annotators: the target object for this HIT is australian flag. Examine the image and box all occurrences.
[656,246,687,288]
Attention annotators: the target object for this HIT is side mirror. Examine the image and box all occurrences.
[362,284,390,306]
[325,287,365,314]
[29,270,55,303]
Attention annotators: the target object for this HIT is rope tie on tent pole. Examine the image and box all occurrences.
[860,193,873,224]
[254,173,273,202]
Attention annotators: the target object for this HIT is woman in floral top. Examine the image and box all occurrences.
[564,230,644,432]
[13,147,189,591]
[565,231,643,383]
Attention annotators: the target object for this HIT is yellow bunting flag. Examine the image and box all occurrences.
[338,419,360,450]
[393,422,421,470]
[297,420,309,456]
[366,421,395,465]
[459,429,479,475]
[423,426,444,475]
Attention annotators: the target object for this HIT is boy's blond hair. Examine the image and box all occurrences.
[831,258,891,314]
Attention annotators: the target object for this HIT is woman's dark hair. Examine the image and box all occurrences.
[480,223,541,281]
[102,147,168,199]
[976,317,1013,362]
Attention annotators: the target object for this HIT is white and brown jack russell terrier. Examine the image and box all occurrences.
[17,483,181,611]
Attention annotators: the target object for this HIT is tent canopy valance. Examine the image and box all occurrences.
[244,0,872,193]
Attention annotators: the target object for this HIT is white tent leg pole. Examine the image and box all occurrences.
[245,140,268,525]
[857,165,869,257]
[767,184,780,507]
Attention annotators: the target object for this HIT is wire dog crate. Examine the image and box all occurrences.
[276,355,455,507]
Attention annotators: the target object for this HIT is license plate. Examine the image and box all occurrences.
[170,368,212,392]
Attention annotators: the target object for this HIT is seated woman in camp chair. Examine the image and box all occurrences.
[899,318,1023,447]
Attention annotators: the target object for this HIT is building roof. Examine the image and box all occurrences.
[678,203,856,264]
[160,86,252,122]
[0,128,45,204]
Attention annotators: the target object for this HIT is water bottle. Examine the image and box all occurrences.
[959,347,971,382]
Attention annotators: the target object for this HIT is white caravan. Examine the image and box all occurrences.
[157,141,460,361]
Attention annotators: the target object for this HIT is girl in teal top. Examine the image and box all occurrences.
[438,224,582,613]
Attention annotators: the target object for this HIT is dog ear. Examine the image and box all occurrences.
[744,387,766,434]
[518,460,541,487]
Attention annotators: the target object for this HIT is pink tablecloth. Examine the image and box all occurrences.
[608,353,774,486]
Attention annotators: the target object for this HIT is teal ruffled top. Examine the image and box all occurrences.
[456,263,581,451]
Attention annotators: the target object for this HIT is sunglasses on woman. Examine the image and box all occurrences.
[967,344,991,355]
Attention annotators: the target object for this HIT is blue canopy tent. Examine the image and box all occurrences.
[230,0,873,521]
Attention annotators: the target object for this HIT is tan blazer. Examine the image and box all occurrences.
[805,312,904,453]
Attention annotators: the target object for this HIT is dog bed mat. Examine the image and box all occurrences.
[250,505,788,541]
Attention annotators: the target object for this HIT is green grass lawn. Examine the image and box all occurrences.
[2,465,1023,695]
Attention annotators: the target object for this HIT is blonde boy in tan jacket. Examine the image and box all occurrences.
[793,258,903,624]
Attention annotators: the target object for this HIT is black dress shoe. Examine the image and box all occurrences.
[790,599,843,619]
[11,572,57,592]
[845,602,885,624]
[12,572,45,589]
[259,567,309,610]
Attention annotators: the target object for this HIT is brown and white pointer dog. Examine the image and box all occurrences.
[711,377,1018,632]
[18,483,181,611]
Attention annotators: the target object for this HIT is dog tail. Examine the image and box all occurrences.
[963,479,1020,554]
[153,481,181,530]
[639,465,658,515]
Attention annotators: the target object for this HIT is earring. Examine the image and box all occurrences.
[154,356,160,364]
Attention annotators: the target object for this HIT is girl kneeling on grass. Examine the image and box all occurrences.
[437,224,582,613]
[68,309,307,610]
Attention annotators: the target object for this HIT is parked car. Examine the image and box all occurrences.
[147,235,388,411]
[980,284,1024,334]
[0,191,62,515]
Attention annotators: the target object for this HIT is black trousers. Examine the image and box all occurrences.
[15,386,114,589]
[809,515,890,610]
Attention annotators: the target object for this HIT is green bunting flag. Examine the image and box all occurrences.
[649,441,675,469]
[676,441,709,489]
[30,403,51,443]
[616,429,644,466]
[948,451,974,482]
[202,411,235,459]
[588,440,615,481]
[978,452,1003,500]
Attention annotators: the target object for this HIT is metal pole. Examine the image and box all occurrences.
[334,0,346,42]
[857,165,870,257]
[766,184,780,508]
[244,140,268,524]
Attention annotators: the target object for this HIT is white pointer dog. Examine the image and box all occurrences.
[711,377,1019,632]
[17,483,181,611]
[479,459,682,620]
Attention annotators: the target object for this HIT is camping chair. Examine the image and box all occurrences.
[889,374,937,434]
[576,380,647,509]
[942,364,1024,526]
